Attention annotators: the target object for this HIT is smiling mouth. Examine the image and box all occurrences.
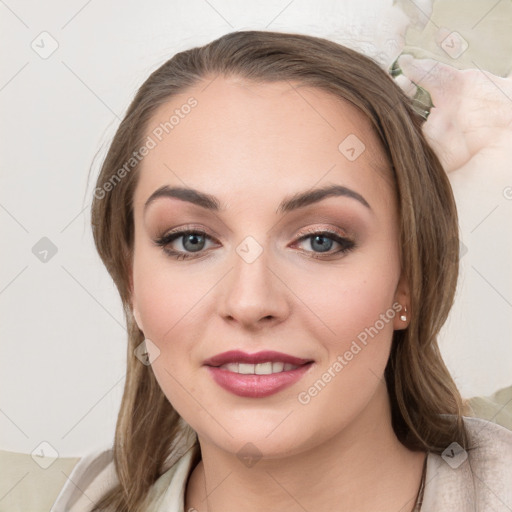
[205,361,314,398]
[218,361,302,374]
[203,350,315,397]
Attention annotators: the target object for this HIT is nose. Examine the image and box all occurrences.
[217,244,290,330]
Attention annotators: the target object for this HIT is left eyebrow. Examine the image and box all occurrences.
[143,183,372,215]
[277,184,371,213]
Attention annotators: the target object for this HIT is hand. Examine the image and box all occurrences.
[396,55,512,175]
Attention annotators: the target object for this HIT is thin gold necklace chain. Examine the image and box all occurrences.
[412,452,429,512]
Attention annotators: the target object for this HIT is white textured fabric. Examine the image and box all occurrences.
[422,417,512,511]
[51,417,512,511]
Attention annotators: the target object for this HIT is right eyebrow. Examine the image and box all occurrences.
[144,186,221,214]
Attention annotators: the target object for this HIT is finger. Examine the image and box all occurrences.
[397,55,459,104]
[393,74,417,98]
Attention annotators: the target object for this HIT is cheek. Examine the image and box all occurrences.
[131,249,214,400]
[132,247,210,341]
[132,260,204,410]
[293,268,398,437]
[295,253,400,344]
[291,249,400,414]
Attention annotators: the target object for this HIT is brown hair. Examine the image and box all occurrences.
[90,30,468,511]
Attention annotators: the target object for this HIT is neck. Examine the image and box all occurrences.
[185,382,426,512]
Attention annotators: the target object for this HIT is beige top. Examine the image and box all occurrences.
[45,416,512,512]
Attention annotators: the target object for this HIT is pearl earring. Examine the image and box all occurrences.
[400,306,408,322]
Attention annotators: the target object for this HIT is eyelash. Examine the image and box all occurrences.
[153,226,356,261]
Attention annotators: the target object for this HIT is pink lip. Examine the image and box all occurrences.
[203,350,314,398]
[203,350,313,367]
[206,364,313,398]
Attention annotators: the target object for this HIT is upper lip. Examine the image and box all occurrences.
[203,350,314,367]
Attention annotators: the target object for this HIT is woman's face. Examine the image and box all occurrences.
[130,76,408,457]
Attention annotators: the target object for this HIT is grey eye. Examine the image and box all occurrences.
[181,233,206,252]
[309,235,334,252]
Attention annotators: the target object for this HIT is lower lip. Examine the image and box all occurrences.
[205,363,314,398]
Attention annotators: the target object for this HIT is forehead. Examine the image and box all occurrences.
[133,76,395,212]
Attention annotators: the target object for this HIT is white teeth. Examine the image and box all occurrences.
[238,363,255,374]
[255,362,273,375]
[218,361,299,374]
[272,361,284,373]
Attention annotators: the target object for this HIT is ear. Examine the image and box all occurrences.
[128,272,143,332]
[393,271,410,331]
[132,302,143,331]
